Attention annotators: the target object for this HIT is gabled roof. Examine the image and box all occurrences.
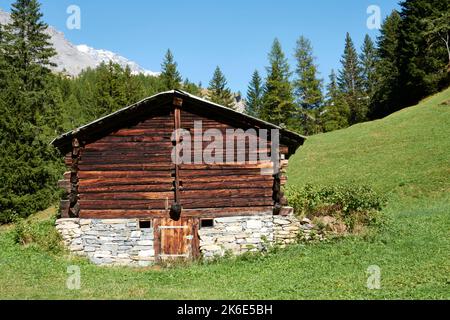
[52,90,306,152]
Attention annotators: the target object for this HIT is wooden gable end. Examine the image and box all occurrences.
[56,91,305,219]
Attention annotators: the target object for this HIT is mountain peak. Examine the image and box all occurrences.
[75,44,159,77]
[0,9,159,77]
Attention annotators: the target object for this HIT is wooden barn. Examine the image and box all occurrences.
[53,90,306,266]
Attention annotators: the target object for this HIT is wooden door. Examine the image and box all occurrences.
[156,218,198,260]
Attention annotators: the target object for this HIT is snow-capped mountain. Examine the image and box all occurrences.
[76,44,158,76]
[0,9,158,77]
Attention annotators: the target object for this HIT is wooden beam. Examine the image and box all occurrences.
[79,207,274,219]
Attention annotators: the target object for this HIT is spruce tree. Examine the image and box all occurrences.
[245,70,263,117]
[0,0,60,222]
[422,7,450,71]
[322,69,350,132]
[293,36,323,110]
[261,38,295,128]
[371,11,402,118]
[5,0,56,94]
[338,33,366,124]
[207,66,235,109]
[360,34,377,102]
[0,24,7,88]
[398,0,450,107]
[160,49,182,90]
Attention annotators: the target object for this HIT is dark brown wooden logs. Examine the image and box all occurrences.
[68,138,81,218]
[79,207,274,219]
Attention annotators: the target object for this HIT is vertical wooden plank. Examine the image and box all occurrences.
[153,218,161,262]
[191,218,200,259]
[173,107,182,205]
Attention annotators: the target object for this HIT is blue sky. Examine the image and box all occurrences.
[0,0,400,93]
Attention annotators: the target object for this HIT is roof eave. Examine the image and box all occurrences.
[51,90,307,152]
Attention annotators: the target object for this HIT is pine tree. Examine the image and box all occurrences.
[360,34,377,102]
[160,49,182,90]
[293,36,323,110]
[207,66,235,109]
[261,38,295,128]
[371,11,402,118]
[245,70,263,117]
[338,33,366,124]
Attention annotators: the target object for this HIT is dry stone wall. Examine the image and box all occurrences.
[56,209,319,266]
[56,219,155,267]
[198,212,317,258]
[198,215,274,258]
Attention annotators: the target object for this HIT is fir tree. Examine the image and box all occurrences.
[245,70,263,117]
[338,33,366,124]
[160,49,182,90]
[207,66,235,109]
[261,38,295,128]
[293,36,323,110]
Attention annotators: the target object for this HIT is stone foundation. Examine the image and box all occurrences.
[56,219,155,267]
[198,215,274,258]
[56,211,317,266]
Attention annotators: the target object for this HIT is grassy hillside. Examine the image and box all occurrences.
[0,88,449,300]
[288,87,450,200]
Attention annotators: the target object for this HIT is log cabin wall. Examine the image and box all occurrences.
[77,108,175,219]
[58,101,291,219]
[178,108,277,210]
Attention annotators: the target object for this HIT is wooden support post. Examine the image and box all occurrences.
[273,155,288,214]
[191,218,200,259]
[170,97,183,220]
[68,138,81,218]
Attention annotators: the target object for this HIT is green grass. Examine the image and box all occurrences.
[1,88,449,300]
[287,88,450,198]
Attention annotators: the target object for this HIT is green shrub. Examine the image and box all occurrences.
[11,217,63,254]
[285,184,387,232]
